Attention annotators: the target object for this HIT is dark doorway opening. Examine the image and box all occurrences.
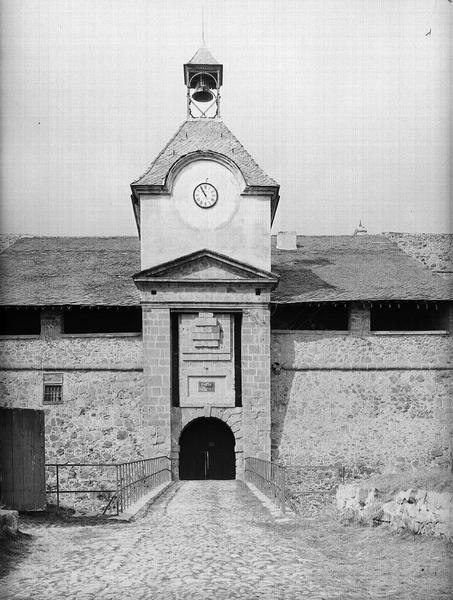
[179,418,236,480]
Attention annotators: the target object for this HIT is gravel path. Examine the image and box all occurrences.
[1,480,451,599]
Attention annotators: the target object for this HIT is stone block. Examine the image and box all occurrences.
[0,510,19,537]
[380,500,398,522]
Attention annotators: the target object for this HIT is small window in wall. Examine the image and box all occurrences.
[43,373,63,404]
[0,307,41,335]
[370,302,448,331]
[271,303,349,330]
[63,307,142,334]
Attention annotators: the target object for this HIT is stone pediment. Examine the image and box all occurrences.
[133,249,278,285]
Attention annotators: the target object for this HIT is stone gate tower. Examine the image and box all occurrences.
[130,46,280,478]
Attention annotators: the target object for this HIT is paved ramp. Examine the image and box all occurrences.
[1,480,451,599]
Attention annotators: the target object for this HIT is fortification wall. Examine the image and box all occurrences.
[1,329,452,479]
[383,233,453,276]
[0,335,143,370]
[0,336,145,464]
[271,332,453,474]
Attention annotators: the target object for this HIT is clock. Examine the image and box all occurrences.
[193,182,218,209]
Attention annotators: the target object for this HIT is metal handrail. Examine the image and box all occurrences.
[244,457,288,514]
[244,458,345,514]
[45,456,172,515]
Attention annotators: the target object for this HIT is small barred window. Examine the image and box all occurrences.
[43,373,63,404]
[43,385,62,404]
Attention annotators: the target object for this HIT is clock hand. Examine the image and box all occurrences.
[200,185,207,197]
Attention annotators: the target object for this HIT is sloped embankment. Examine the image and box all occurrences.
[336,469,453,538]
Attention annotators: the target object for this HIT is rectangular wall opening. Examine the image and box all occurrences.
[370,302,448,331]
[170,312,180,407]
[271,303,348,330]
[0,307,41,335]
[63,307,142,334]
[234,312,242,407]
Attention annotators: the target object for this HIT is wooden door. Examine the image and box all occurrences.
[0,408,46,510]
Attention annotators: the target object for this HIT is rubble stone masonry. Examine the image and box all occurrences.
[0,334,145,464]
[384,233,453,276]
[271,331,453,473]
[0,312,451,476]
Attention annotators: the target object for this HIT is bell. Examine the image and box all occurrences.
[192,74,214,103]
[192,83,214,103]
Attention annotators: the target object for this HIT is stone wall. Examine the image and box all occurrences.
[142,307,171,458]
[383,233,453,276]
[0,335,143,371]
[271,332,453,473]
[0,335,144,464]
[242,307,271,461]
[0,234,23,253]
[1,309,452,492]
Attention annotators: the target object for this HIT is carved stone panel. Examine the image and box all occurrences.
[179,312,235,407]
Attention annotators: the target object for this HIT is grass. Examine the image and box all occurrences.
[362,466,453,496]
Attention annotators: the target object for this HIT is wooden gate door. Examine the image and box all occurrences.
[0,408,46,510]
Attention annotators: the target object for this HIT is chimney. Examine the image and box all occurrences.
[353,221,367,236]
[277,231,297,250]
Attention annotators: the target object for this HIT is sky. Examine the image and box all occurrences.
[0,0,451,236]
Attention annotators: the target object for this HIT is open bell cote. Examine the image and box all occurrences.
[184,46,223,119]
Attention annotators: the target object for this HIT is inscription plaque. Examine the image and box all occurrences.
[198,381,215,392]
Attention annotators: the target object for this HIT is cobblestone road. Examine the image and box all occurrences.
[1,481,452,599]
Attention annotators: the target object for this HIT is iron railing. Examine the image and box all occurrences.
[244,457,288,513]
[45,456,171,515]
[244,458,345,514]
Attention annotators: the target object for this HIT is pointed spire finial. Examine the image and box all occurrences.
[353,220,367,236]
[201,6,206,46]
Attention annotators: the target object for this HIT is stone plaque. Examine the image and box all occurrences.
[183,376,232,407]
[198,381,215,392]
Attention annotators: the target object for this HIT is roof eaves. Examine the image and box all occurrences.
[130,122,188,189]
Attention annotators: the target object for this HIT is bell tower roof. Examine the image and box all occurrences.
[132,120,278,190]
[187,46,220,65]
[131,119,280,226]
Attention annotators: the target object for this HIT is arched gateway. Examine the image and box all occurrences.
[179,418,236,480]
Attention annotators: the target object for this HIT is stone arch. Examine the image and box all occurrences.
[171,408,243,478]
[164,150,247,194]
[172,409,243,451]
[178,417,236,480]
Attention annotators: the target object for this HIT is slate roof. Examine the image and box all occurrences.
[0,235,451,306]
[131,120,278,188]
[0,237,141,306]
[271,235,452,303]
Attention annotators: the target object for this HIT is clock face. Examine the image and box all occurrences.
[193,182,218,209]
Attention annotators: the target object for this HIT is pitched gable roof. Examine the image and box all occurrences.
[131,120,278,189]
[0,235,451,306]
[133,249,278,284]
